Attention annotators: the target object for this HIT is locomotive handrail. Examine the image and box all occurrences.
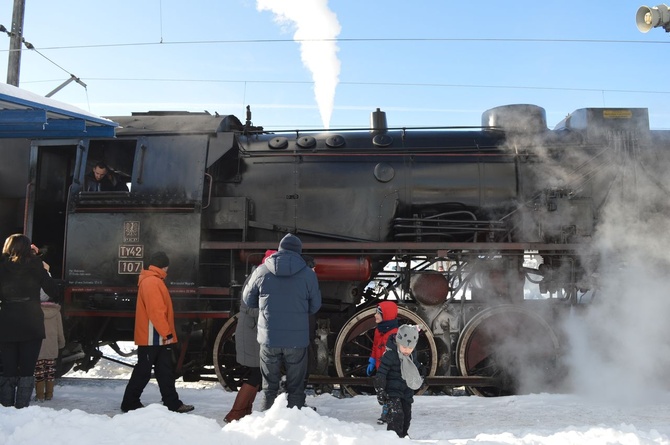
[200,240,585,252]
[202,172,213,210]
[23,181,31,235]
[72,141,85,185]
[137,144,147,184]
[250,125,492,134]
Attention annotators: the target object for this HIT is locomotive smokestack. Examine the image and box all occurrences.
[370,108,388,135]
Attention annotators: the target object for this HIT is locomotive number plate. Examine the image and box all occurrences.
[118,260,143,274]
[119,245,144,258]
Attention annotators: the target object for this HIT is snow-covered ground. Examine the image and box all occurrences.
[1,345,670,445]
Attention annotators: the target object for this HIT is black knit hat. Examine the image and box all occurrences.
[149,251,170,268]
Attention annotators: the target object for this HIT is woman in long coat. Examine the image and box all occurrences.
[223,250,275,423]
[0,234,57,408]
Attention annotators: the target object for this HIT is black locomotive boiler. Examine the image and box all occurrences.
[9,103,670,396]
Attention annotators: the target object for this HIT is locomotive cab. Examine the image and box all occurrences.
[25,111,245,377]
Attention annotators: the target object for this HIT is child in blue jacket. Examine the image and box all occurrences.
[373,324,424,438]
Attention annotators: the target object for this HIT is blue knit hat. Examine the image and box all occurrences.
[278,233,302,254]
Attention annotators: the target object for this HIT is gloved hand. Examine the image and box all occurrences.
[366,357,376,376]
[376,388,388,406]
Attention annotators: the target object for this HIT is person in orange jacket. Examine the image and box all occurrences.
[120,251,194,414]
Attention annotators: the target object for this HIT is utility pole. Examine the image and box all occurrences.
[7,0,26,86]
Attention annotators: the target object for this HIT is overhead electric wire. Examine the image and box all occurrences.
[3,26,670,120]
[0,24,85,90]
[18,77,670,96]
[4,31,666,96]
[3,27,669,96]
[0,37,669,52]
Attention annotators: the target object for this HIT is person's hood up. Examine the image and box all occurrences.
[264,250,307,277]
[377,301,398,321]
[138,265,167,285]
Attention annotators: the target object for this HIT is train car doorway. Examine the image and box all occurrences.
[27,141,80,280]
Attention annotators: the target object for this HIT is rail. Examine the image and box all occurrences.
[307,375,501,388]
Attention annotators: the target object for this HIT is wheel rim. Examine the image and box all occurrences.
[334,305,437,396]
[456,304,560,397]
[213,314,250,391]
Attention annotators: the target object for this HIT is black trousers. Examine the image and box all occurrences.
[386,396,412,438]
[121,345,182,411]
[0,339,42,377]
[246,366,262,388]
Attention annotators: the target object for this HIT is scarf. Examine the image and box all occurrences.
[397,344,423,390]
[378,318,398,334]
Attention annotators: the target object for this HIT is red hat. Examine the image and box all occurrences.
[262,250,277,263]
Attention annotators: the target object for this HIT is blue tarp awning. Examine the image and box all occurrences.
[0,83,118,139]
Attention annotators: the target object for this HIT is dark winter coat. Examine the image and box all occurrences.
[243,250,321,348]
[0,256,57,342]
[375,334,421,402]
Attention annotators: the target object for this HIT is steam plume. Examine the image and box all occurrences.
[257,0,341,128]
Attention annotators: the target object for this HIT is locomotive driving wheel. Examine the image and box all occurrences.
[213,314,250,391]
[334,305,438,397]
[456,304,561,397]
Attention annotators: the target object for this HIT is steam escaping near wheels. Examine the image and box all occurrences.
[456,305,562,397]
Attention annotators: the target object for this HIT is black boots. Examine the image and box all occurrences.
[0,376,34,408]
[0,377,17,407]
[15,376,34,408]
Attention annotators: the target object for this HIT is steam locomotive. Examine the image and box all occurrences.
[4,103,668,397]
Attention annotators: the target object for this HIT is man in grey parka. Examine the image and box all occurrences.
[243,233,321,410]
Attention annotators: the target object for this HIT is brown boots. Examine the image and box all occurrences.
[45,381,55,400]
[34,380,55,402]
[35,380,46,402]
[224,383,259,423]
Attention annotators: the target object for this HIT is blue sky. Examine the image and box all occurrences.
[1,0,668,130]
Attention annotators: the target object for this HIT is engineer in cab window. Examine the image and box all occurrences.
[84,161,128,192]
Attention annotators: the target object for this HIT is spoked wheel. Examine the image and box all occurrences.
[213,314,251,391]
[456,304,561,397]
[334,305,437,396]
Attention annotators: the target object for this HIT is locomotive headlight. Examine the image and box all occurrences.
[636,4,670,33]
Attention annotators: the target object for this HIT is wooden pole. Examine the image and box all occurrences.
[7,0,26,86]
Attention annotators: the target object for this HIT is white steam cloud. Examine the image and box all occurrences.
[257,0,341,129]
[564,154,670,401]
[498,117,670,401]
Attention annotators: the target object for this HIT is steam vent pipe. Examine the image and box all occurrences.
[370,108,387,135]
